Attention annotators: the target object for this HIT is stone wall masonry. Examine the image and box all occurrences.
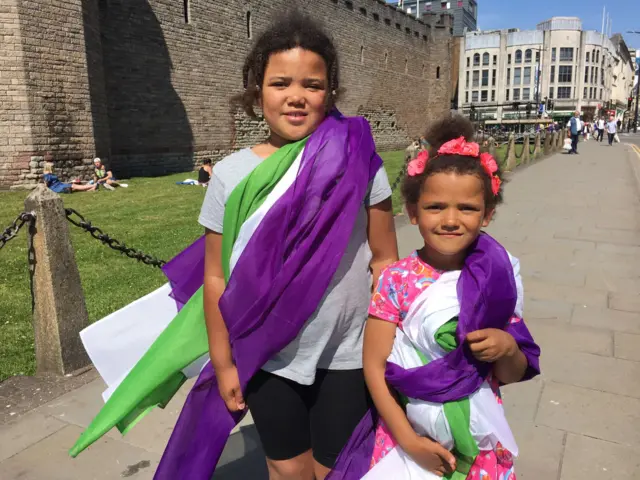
[0,0,452,187]
[101,0,452,178]
[0,0,103,190]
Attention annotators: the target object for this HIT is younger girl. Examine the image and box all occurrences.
[70,10,398,480]
[328,116,540,480]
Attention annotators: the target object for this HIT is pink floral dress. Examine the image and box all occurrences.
[368,252,517,480]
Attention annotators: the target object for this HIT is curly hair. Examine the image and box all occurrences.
[401,115,504,211]
[233,10,341,119]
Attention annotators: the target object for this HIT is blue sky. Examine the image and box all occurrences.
[476,0,639,49]
[387,1,640,49]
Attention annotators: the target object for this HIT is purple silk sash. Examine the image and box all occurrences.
[154,110,383,479]
[328,234,541,479]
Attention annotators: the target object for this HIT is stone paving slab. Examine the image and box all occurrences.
[536,382,640,446]
[560,434,640,480]
[614,332,640,362]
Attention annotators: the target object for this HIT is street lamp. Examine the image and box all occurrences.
[627,31,640,132]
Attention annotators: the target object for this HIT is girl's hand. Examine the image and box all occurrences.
[215,365,245,412]
[466,328,517,362]
[403,436,457,477]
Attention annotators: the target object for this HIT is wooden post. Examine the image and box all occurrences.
[544,131,552,156]
[533,132,541,159]
[551,131,559,153]
[505,133,516,171]
[522,134,531,164]
[24,185,90,375]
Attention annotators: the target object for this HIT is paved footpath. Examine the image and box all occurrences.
[2,140,640,479]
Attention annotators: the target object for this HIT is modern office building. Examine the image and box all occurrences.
[457,17,635,122]
[391,0,477,36]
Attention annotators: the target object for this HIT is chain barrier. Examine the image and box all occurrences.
[64,208,166,268]
[390,160,408,192]
[0,212,35,250]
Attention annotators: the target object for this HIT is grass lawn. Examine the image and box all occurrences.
[0,151,406,381]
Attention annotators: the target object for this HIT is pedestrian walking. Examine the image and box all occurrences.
[606,116,617,146]
[597,117,605,142]
[568,111,582,154]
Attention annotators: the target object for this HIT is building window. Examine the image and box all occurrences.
[523,87,530,100]
[493,55,497,66]
[506,68,510,85]
[584,66,589,83]
[559,48,573,62]
[551,48,556,62]
[583,87,588,99]
[465,91,469,103]
[473,53,480,66]
[183,0,190,23]
[557,86,571,99]
[513,88,520,101]
[481,90,488,102]
[360,46,365,65]
[492,69,496,86]
[507,54,512,64]
[491,90,496,101]
[535,50,540,63]
[384,51,388,70]
[359,7,367,16]
[523,67,531,85]
[558,66,572,83]
[600,88,603,100]
[482,53,490,65]
[586,52,590,63]
[437,66,441,79]
[596,50,599,63]
[600,69,604,86]
[525,49,532,63]
[506,89,510,101]
[345,1,353,10]
[472,70,479,87]
[550,65,555,83]
[466,71,470,88]
[384,18,391,25]
[515,49,522,64]
[590,67,595,84]
[514,67,521,85]
[472,91,479,102]
[405,58,408,74]
[482,69,489,87]
[549,87,554,99]
[373,13,380,21]
[246,11,252,38]
[467,57,470,68]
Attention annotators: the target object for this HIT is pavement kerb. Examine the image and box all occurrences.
[626,143,640,197]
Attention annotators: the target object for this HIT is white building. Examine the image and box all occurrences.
[457,17,634,122]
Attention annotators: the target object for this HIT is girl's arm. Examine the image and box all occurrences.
[203,229,245,411]
[367,198,399,286]
[363,317,419,450]
[364,317,457,474]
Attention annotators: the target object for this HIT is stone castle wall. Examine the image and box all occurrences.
[0,0,452,188]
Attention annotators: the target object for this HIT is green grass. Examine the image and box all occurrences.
[0,152,405,381]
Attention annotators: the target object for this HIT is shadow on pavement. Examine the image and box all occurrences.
[213,425,268,479]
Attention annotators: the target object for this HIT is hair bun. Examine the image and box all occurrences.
[424,115,475,153]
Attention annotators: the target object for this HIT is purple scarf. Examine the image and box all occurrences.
[328,234,541,479]
[154,110,382,479]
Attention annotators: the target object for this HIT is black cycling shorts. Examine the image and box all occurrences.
[245,368,371,468]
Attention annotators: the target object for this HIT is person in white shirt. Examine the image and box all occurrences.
[597,117,605,142]
[606,116,617,146]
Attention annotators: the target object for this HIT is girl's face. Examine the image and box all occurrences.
[407,172,494,270]
[260,47,328,146]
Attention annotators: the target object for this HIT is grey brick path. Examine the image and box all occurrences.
[1,141,640,479]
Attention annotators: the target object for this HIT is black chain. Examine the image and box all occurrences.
[390,156,410,192]
[0,212,35,250]
[64,208,166,268]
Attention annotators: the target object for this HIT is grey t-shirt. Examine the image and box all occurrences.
[199,148,392,385]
